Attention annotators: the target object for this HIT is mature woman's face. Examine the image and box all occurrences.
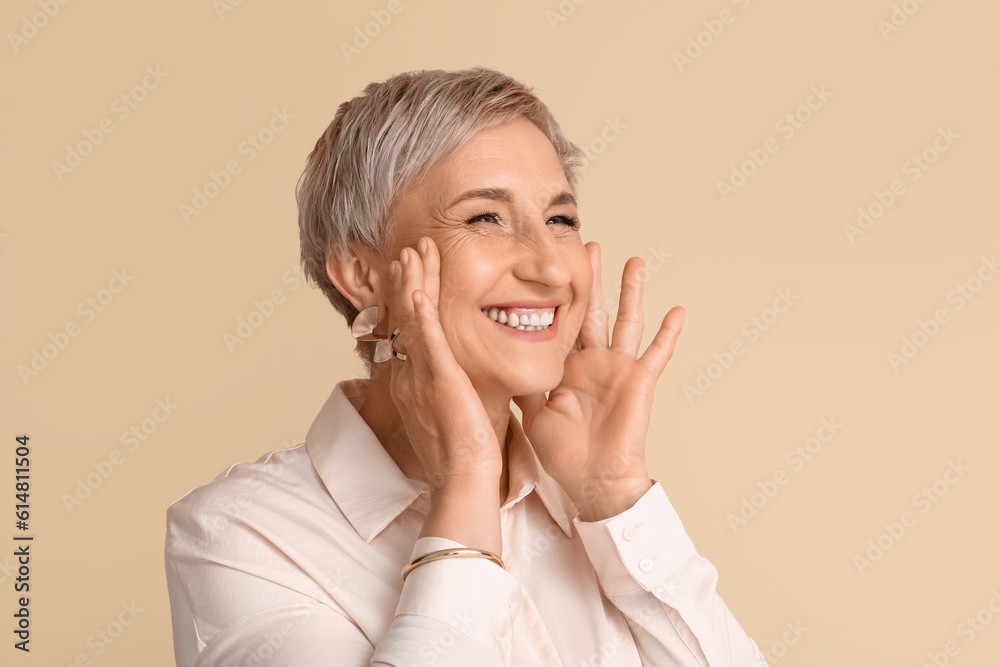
[386,116,592,397]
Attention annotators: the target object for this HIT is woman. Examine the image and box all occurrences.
[165,67,766,666]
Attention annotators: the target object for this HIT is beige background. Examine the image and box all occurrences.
[3,0,999,665]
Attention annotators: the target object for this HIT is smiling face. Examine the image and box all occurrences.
[385,116,593,398]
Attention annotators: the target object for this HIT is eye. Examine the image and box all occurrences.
[547,214,581,229]
[465,211,501,224]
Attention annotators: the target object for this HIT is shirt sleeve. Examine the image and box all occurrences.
[572,481,768,667]
[371,536,522,666]
[166,498,523,666]
[165,496,377,667]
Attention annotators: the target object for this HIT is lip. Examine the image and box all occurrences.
[480,299,562,309]
[481,302,561,341]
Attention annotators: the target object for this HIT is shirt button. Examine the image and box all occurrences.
[623,525,637,541]
[639,557,655,573]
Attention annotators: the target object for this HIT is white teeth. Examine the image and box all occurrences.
[481,306,557,331]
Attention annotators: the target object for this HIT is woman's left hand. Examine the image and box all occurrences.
[514,241,685,522]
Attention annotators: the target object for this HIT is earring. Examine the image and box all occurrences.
[351,305,392,363]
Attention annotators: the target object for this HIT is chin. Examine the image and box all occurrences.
[499,361,566,398]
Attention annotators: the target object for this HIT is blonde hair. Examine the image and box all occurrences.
[296,66,584,372]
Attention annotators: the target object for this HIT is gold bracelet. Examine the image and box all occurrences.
[401,548,505,582]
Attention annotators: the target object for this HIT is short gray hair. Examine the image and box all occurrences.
[296,66,585,372]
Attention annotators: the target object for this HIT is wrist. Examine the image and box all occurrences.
[421,475,503,555]
[571,476,653,523]
[431,473,502,499]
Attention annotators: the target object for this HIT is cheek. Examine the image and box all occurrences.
[435,244,503,313]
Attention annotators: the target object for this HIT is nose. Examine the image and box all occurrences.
[511,221,572,289]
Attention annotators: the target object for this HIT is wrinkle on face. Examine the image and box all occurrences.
[379,117,592,397]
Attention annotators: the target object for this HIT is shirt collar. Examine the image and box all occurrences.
[503,409,577,538]
[305,379,577,544]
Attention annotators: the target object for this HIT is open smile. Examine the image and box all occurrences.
[479,301,560,339]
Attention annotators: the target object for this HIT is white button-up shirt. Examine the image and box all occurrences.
[165,379,766,666]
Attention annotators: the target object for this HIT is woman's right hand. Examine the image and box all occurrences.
[384,236,504,494]
[384,237,505,555]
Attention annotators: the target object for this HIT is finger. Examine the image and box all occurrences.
[577,241,609,349]
[637,306,686,378]
[416,237,441,308]
[512,393,547,425]
[387,257,402,330]
[385,259,406,371]
[395,246,424,324]
[391,246,427,364]
[385,259,406,399]
[409,289,461,375]
[610,256,646,357]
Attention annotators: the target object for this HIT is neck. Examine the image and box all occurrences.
[357,366,512,506]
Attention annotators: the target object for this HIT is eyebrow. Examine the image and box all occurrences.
[445,187,577,210]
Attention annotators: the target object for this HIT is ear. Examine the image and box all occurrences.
[325,241,386,314]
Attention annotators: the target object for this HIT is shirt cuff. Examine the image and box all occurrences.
[573,480,699,597]
[393,536,521,659]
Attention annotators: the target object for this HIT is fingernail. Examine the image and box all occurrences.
[401,248,409,266]
[417,238,427,255]
[389,262,397,279]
